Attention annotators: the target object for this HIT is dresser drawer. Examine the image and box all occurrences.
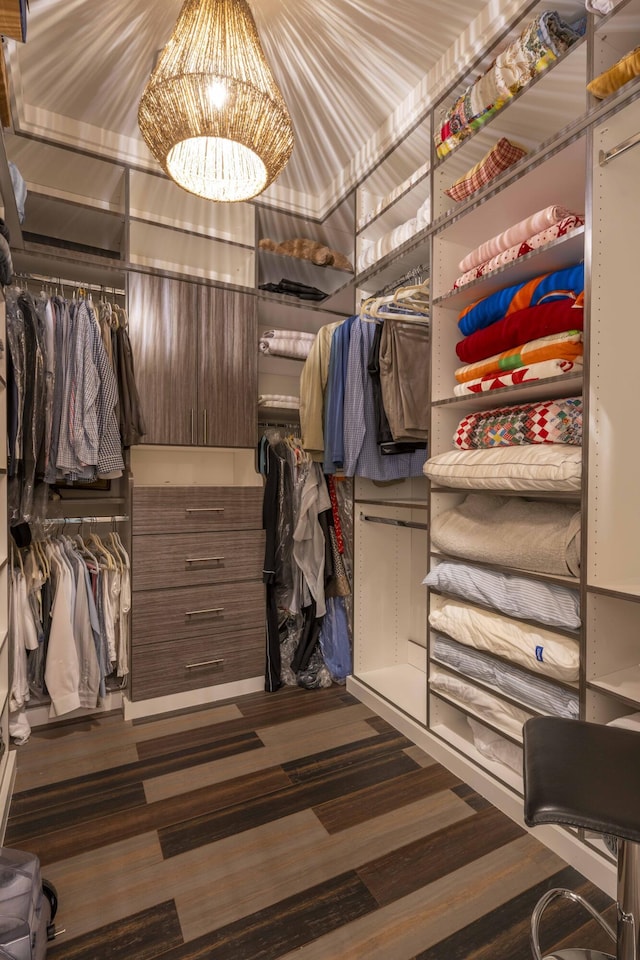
[133,486,263,534]
[132,580,264,646]
[130,629,264,700]
[132,530,264,591]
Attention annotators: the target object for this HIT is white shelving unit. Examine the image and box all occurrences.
[349,0,640,899]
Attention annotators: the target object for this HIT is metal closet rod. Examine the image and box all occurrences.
[599,130,640,166]
[360,512,428,531]
[12,272,126,297]
[41,515,129,525]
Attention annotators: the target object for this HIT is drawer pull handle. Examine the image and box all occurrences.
[185,607,224,618]
[186,658,224,670]
[185,556,225,564]
[185,507,225,513]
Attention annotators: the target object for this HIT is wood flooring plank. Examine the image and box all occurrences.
[144,718,381,804]
[277,834,565,960]
[6,780,147,846]
[282,729,413,783]
[357,804,526,907]
[13,742,141,794]
[150,872,378,960]
[20,766,292,867]
[46,900,183,960]
[234,686,362,726]
[313,763,463,834]
[414,865,615,960]
[41,833,167,945]
[159,749,420,859]
[403,745,437,768]
[177,791,474,941]
[256,702,376,748]
[451,782,494,812]
[9,730,263,818]
[138,702,374,761]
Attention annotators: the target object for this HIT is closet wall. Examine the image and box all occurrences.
[348,0,640,897]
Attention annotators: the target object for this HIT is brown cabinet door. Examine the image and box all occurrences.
[128,273,199,445]
[197,287,257,448]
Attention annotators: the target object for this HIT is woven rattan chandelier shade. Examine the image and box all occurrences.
[138,0,294,202]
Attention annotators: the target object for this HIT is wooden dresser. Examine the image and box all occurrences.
[131,486,265,701]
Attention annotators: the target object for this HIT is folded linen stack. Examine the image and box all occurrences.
[452,205,585,289]
[258,394,300,410]
[356,196,430,274]
[435,11,585,158]
[259,329,316,360]
[452,262,584,395]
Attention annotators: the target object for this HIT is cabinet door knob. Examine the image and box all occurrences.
[185,556,225,564]
[185,607,224,618]
[185,658,224,670]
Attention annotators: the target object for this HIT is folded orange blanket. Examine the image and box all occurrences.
[454,330,583,384]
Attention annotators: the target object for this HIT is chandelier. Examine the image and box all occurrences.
[138,0,294,203]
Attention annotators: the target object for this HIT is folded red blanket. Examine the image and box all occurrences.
[455,298,585,364]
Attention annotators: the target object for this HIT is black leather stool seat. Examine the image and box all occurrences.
[524,717,640,842]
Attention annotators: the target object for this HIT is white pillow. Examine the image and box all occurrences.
[423,444,582,492]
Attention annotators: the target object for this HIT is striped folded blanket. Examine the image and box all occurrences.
[453,396,582,448]
[455,330,582,383]
[459,205,578,273]
[455,299,584,364]
[457,263,584,336]
[452,357,583,395]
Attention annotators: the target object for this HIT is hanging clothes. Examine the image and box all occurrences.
[8,529,131,735]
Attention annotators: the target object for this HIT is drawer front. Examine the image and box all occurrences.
[132,530,264,591]
[133,486,263,534]
[130,629,264,700]
[132,581,264,646]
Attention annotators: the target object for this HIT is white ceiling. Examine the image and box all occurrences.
[4,0,501,218]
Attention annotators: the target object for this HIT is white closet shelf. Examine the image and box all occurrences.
[429,683,529,749]
[357,498,428,510]
[357,167,430,237]
[429,711,524,794]
[587,583,640,602]
[354,229,430,291]
[429,484,581,503]
[433,228,585,310]
[354,664,427,724]
[432,373,583,410]
[588,666,640,708]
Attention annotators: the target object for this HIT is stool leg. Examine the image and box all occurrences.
[530,888,616,960]
[617,839,640,960]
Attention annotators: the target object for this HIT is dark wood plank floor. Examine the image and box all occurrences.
[5,686,615,959]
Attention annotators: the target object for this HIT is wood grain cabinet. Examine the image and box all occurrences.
[128,273,257,448]
[131,485,265,702]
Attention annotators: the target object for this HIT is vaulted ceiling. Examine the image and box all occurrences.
[4,0,498,217]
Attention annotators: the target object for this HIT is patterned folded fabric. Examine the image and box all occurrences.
[435,11,584,158]
[453,397,582,448]
[454,216,584,288]
[455,330,582,383]
[459,205,579,273]
[458,262,584,336]
[452,356,582,395]
[455,299,584,364]
[587,45,640,99]
[445,138,528,203]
